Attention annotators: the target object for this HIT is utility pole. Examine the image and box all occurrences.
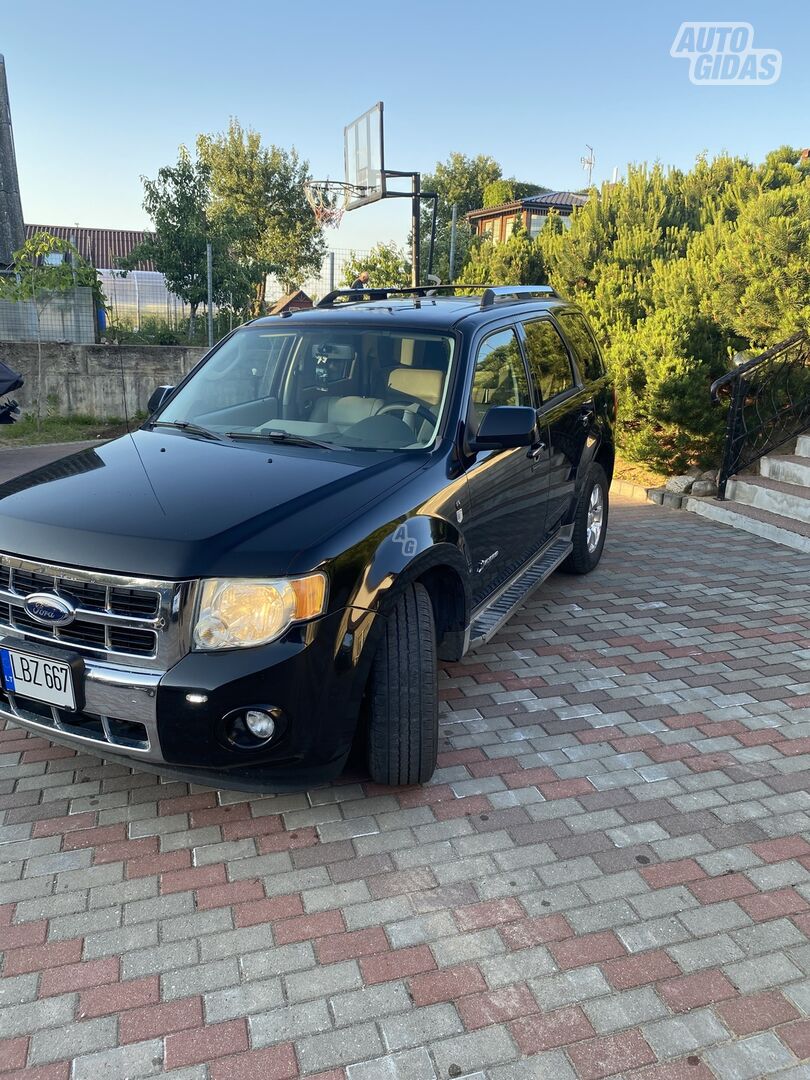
[580,145,595,187]
[206,242,214,348]
[448,204,458,284]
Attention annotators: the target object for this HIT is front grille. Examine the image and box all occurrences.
[0,563,160,618]
[0,553,190,668]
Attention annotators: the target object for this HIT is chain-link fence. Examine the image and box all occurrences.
[101,270,192,331]
[0,249,372,346]
[0,286,96,343]
[266,248,371,304]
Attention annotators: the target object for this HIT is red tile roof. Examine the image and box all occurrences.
[24,224,155,271]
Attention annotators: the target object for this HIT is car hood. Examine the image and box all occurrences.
[0,431,423,579]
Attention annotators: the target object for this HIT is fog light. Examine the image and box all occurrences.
[245,709,276,739]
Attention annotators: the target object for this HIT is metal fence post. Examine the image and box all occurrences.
[328,251,335,293]
[449,204,458,283]
[206,242,214,348]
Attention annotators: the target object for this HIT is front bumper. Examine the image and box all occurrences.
[0,605,379,790]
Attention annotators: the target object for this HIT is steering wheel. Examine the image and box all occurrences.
[377,401,436,431]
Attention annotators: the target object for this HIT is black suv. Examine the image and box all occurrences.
[0,285,614,789]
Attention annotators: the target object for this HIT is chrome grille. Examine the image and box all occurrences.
[0,552,194,670]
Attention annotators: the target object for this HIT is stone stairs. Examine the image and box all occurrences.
[685,433,810,553]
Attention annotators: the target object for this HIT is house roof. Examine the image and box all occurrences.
[467,190,588,220]
[268,289,313,315]
[24,224,155,271]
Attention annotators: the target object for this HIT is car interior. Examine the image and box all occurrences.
[164,329,456,450]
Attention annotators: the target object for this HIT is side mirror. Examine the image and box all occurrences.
[147,385,174,414]
[471,406,538,451]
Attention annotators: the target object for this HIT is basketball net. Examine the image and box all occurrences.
[304,180,357,229]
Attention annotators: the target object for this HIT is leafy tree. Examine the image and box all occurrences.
[341,243,411,288]
[122,148,245,337]
[424,153,503,217]
[482,178,548,208]
[418,153,503,281]
[482,180,516,208]
[460,222,546,287]
[197,119,325,313]
[0,231,104,307]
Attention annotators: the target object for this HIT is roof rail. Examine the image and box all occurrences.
[479,285,557,309]
[316,284,498,308]
[315,284,560,309]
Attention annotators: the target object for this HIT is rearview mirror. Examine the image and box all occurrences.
[471,406,538,450]
[147,385,174,414]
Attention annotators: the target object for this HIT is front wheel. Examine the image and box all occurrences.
[562,463,609,574]
[366,582,438,786]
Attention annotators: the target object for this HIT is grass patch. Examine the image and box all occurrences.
[0,414,133,447]
[613,454,668,490]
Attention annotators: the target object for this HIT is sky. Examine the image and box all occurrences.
[2,2,808,253]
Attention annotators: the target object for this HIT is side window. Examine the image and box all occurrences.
[470,327,530,430]
[522,318,575,404]
[557,312,605,383]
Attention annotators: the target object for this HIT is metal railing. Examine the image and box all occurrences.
[711,332,810,499]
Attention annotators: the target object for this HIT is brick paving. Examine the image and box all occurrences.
[1,494,810,1078]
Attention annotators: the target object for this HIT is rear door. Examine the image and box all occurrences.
[520,316,592,533]
[462,324,550,606]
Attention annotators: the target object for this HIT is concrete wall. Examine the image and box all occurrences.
[0,341,208,417]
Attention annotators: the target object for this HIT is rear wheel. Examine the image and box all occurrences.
[367,582,438,786]
[562,463,608,574]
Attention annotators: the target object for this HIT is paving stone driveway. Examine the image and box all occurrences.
[2,495,810,1080]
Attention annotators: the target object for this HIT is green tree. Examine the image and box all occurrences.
[122,148,244,337]
[418,153,504,281]
[0,231,104,308]
[482,178,548,208]
[460,222,546,287]
[534,148,809,472]
[341,243,412,288]
[707,183,810,344]
[197,119,325,313]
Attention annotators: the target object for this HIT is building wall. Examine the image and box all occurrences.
[0,341,207,418]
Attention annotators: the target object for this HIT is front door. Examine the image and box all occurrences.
[521,316,591,532]
[462,325,551,607]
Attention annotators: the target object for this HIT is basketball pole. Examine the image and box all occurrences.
[411,173,420,288]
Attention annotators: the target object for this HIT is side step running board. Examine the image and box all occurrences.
[467,538,572,651]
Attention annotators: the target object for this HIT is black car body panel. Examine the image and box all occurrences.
[0,292,614,788]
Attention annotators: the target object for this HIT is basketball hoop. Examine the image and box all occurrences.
[304,180,361,229]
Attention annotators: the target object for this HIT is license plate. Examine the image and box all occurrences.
[0,646,76,710]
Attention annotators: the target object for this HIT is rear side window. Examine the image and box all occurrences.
[557,312,605,382]
[522,319,575,404]
[470,327,530,429]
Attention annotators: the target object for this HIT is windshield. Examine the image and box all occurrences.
[156,325,457,451]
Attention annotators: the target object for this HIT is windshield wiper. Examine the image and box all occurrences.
[226,429,335,450]
[150,420,231,443]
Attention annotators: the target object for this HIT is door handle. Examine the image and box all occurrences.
[527,441,546,460]
[580,408,595,429]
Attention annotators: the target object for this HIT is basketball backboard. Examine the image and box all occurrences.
[344,102,385,210]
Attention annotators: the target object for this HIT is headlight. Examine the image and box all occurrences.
[193,574,327,651]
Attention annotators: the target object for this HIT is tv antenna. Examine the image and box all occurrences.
[580,144,595,187]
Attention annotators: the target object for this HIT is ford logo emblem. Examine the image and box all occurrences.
[23,593,76,627]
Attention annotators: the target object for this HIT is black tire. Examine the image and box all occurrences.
[562,463,609,574]
[367,582,438,786]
